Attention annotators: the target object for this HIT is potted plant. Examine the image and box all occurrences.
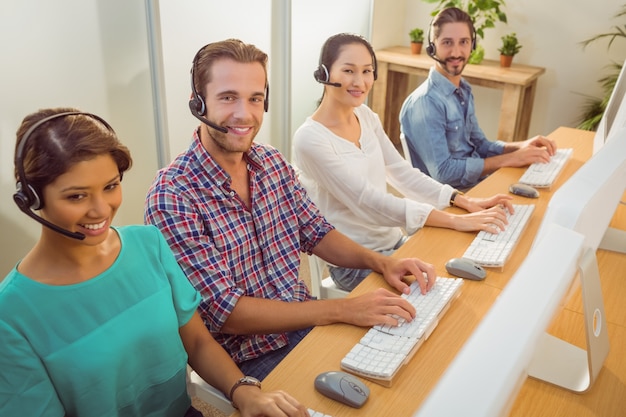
[576,4,625,131]
[498,32,522,67]
[423,0,508,64]
[409,27,424,54]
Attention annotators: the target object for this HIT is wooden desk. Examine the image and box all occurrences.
[231,127,626,416]
[370,46,546,147]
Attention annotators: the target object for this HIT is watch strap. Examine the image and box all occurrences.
[228,376,262,408]
[450,190,464,206]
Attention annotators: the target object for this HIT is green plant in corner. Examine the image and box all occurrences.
[498,32,522,56]
[409,27,425,43]
[576,4,626,131]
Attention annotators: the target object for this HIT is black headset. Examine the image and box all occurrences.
[425,19,477,59]
[13,111,115,240]
[13,111,114,212]
[313,34,379,85]
[189,44,270,124]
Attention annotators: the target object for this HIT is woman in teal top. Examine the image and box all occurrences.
[0,108,307,417]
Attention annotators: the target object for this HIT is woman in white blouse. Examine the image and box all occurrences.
[292,33,514,291]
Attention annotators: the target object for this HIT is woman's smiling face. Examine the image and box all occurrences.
[41,154,122,243]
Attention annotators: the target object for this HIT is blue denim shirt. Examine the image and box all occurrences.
[399,67,505,189]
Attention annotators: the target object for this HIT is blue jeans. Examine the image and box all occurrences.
[328,235,408,291]
[238,327,313,380]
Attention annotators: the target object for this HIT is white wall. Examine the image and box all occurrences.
[0,0,157,275]
[373,0,625,140]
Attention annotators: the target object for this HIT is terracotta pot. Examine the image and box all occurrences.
[410,42,422,55]
[500,54,514,68]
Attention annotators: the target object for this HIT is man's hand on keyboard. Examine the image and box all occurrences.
[524,134,557,156]
[379,257,436,295]
[345,288,417,327]
[502,135,557,167]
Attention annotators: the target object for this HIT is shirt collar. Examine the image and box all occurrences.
[429,66,471,96]
[189,128,265,186]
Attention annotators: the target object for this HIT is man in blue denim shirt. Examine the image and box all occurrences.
[399,7,556,189]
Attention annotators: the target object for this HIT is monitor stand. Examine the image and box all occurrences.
[599,226,626,254]
[527,247,610,393]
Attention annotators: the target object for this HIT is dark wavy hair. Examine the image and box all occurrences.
[14,107,132,203]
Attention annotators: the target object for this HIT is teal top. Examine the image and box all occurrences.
[0,225,201,417]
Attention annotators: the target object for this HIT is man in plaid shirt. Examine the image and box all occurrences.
[145,39,435,380]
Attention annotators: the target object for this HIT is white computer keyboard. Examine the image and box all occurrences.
[340,278,463,386]
[518,148,573,188]
[462,204,535,268]
[309,409,332,417]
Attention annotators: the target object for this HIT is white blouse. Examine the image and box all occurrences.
[292,104,453,252]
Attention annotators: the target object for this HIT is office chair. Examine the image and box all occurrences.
[307,254,349,299]
[186,366,235,414]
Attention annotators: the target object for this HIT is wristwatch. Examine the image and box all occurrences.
[229,376,262,408]
[450,190,464,206]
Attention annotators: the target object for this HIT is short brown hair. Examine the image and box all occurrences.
[191,38,268,96]
[430,7,475,43]
[14,107,132,202]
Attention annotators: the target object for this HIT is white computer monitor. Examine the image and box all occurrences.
[537,119,626,253]
[592,58,626,154]
[414,223,589,417]
[415,121,626,417]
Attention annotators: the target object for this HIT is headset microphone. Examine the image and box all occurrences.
[313,64,342,88]
[13,192,86,240]
[188,100,229,133]
[314,34,378,88]
[13,111,117,241]
[426,32,448,66]
[189,43,269,134]
[426,17,477,65]
[318,79,342,88]
[427,49,448,66]
[188,52,230,134]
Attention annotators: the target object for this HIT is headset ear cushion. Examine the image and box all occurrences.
[426,43,435,57]
[14,182,42,211]
[189,95,206,117]
[314,65,328,83]
[313,67,322,82]
[315,64,330,83]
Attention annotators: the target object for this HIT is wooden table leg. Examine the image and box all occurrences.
[370,61,389,124]
[517,81,539,140]
[498,84,525,141]
[385,71,409,148]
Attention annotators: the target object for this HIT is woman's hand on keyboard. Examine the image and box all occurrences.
[235,387,310,417]
[345,288,417,327]
[449,205,509,233]
[456,193,514,214]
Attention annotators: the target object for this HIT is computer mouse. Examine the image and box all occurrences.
[314,371,369,408]
[445,257,486,281]
[509,183,539,198]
